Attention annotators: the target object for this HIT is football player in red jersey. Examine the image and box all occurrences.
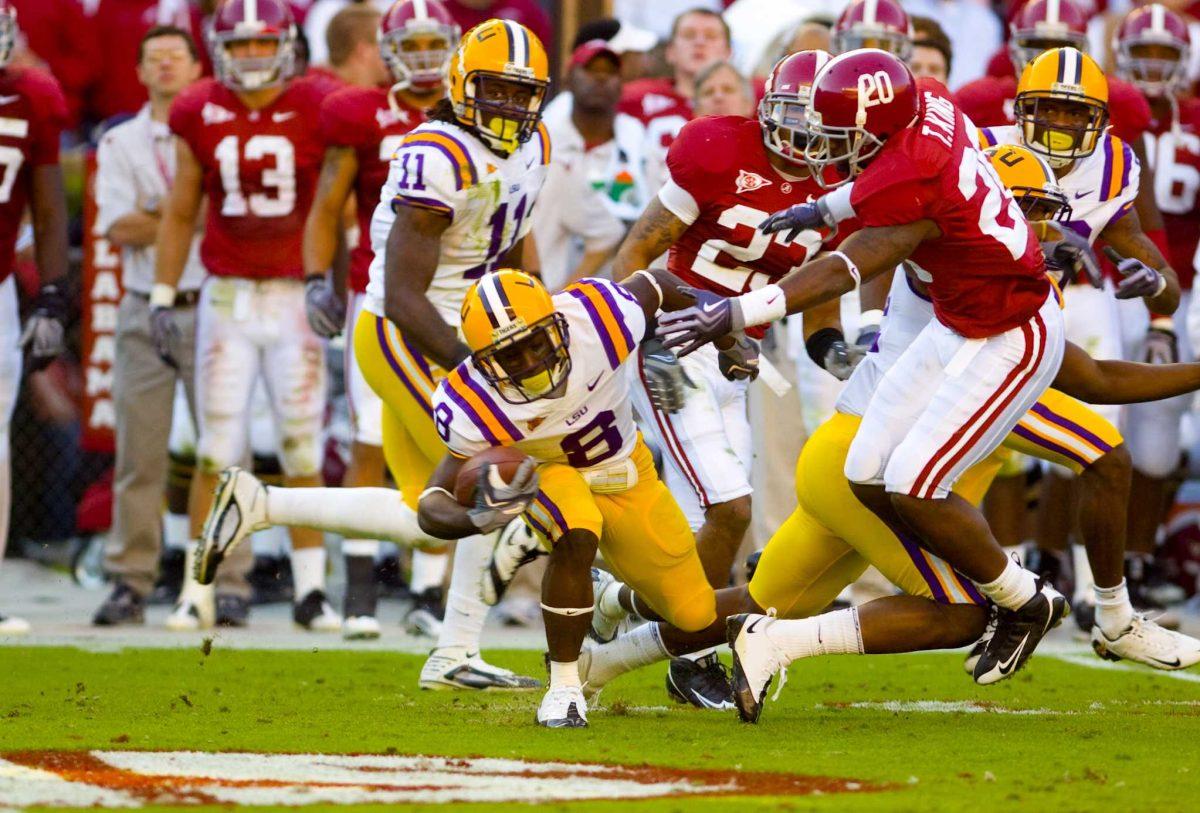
[659,50,1070,688]
[1114,4,1200,609]
[0,0,68,634]
[956,0,1152,143]
[153,0,341,632]
[302,0,459,640]
[613,50,839,710]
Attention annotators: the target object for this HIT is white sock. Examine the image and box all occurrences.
[765,608,864,666]
[342,539,380,558]
[1071,545,1095,604]
[586,623,669,689]
[549,660,581,689]
[410,549,449,594]
[291,546,327,598]
[435,534,493,651]
[597,577,626,619]
[265,486,439,546]
[162,512,190,550]
[1094,579,1134,637]
[977,557,1038,611]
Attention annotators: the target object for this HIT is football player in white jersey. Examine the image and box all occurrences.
[196,19,552,690]
[417,268,723,728]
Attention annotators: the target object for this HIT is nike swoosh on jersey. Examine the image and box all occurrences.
[1073,190,1092,200]
[586,374,602,391]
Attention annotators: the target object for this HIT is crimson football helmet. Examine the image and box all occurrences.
[0,0,16,69]
[759,50,832,166]
[1114,4,1192,98]
[380,0,460,94]
[831,0,913,60]
[208,0,297,92]
[1008,0,1089,73]
[803,49,919,189]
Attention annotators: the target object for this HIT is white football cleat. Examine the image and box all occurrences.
[196,467,269,586]
[1092,613,1200,670]
[481,520,546,606]
[536,685,588,728]
[576,646,604,700]
[727,613,787,724]
[589,567,626,644]
[343,615,381,640]
[418,647,542,691]
[166,596,214,631]
[0,614,30,634]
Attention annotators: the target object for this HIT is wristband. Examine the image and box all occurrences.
[822,183,857,223]
[419,486,455,502]
[806,327,844,368]
[1150,316,1175,333]
[631,269,664,309]
[150,283,177,308]
[735,283,787,329]
[829,251,861,289]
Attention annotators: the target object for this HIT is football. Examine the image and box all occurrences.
[454,446,532,506]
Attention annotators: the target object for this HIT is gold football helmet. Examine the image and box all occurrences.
[985,143,1072,222]
[1015,47,1109,168]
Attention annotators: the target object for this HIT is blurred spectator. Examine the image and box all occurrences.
[571,16,661,82]
[88,0,208,124]
[724,0,847,75]
[692,60,754,118]
[303,0,391,68]
[322,2,387,84]
[533,40,629,291]
[10,0,99,128]
[91,25,204,626]
[611,0,727,40]
[902,0,1001,89]
[752,18,831,77]
[909,15,951,85]
[441,0,551,49]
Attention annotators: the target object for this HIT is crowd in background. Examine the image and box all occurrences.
[9,0,1200,633]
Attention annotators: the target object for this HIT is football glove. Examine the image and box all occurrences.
[18,282,68,373]
[758,197,838,243]
[823,340,867,381]
[1143,318,1178,365]
[1041,226,1102,288]
[468,458,540,534]
[1105,247,1167,300]
[718,333,760,381]
[656,287,738,357]
[304,274,345,339]
[150,305,181,369]
[641,337,693,412]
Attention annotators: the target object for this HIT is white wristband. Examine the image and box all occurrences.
[419,486,455,502]
[149,283,177,308]
[829,251,861,290]
[736,283,788,329]
[822,183,857,223]
[631,269,664,309]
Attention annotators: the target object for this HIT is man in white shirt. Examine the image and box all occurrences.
[533,41,635,290]
[92,25,205,626]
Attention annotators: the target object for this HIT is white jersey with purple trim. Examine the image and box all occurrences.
[978,125,1140,243]
[837,268,934,419]
[432,278,649,476]
[364,119,552,324]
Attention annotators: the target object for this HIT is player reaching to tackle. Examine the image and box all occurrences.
[658,49,1070,686]
[198,19,554,690]
[416,269,720,728]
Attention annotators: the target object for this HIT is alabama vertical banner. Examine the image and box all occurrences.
[80,151,123,454]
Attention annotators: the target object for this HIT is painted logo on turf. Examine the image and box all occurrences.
[0,751,882,806]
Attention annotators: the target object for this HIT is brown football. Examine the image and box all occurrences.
[454,446,532,506]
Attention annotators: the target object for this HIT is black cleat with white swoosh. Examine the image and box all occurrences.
[973,579,1068,686]
[665,652,734,710]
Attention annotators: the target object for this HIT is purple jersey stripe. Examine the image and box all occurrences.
[376,320,433,417]
[1011,424,1091,469]
[524,511,550,539]
[1100,136,1115,202]
[414,131,479,184]
[1119,142,1132,192]
[398,329,435,382]
[536,492,569,535]
[896,529,949,604]
[569,288,621,368]
[459,367,525,440]
[590,280,636,353]
[402,137,475,189]
[442,378,501,445]
[1028,402,1112,454]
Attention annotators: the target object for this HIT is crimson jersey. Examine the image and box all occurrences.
[851,79,1048,339]
[319,86,425,293]
[955,74,1152,143]
[1144,97,1200,291]
[657,116,826,339]
[0,66,67,284]
[170,75,336,279]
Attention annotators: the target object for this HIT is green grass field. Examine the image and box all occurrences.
[2,644,1198,811]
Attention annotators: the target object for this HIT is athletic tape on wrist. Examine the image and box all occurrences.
[419,486,454,502]
[736,283,787,328]
[539,603,595,616]
[829,251,861,290]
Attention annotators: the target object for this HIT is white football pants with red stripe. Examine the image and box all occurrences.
[845,292,1065,499]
